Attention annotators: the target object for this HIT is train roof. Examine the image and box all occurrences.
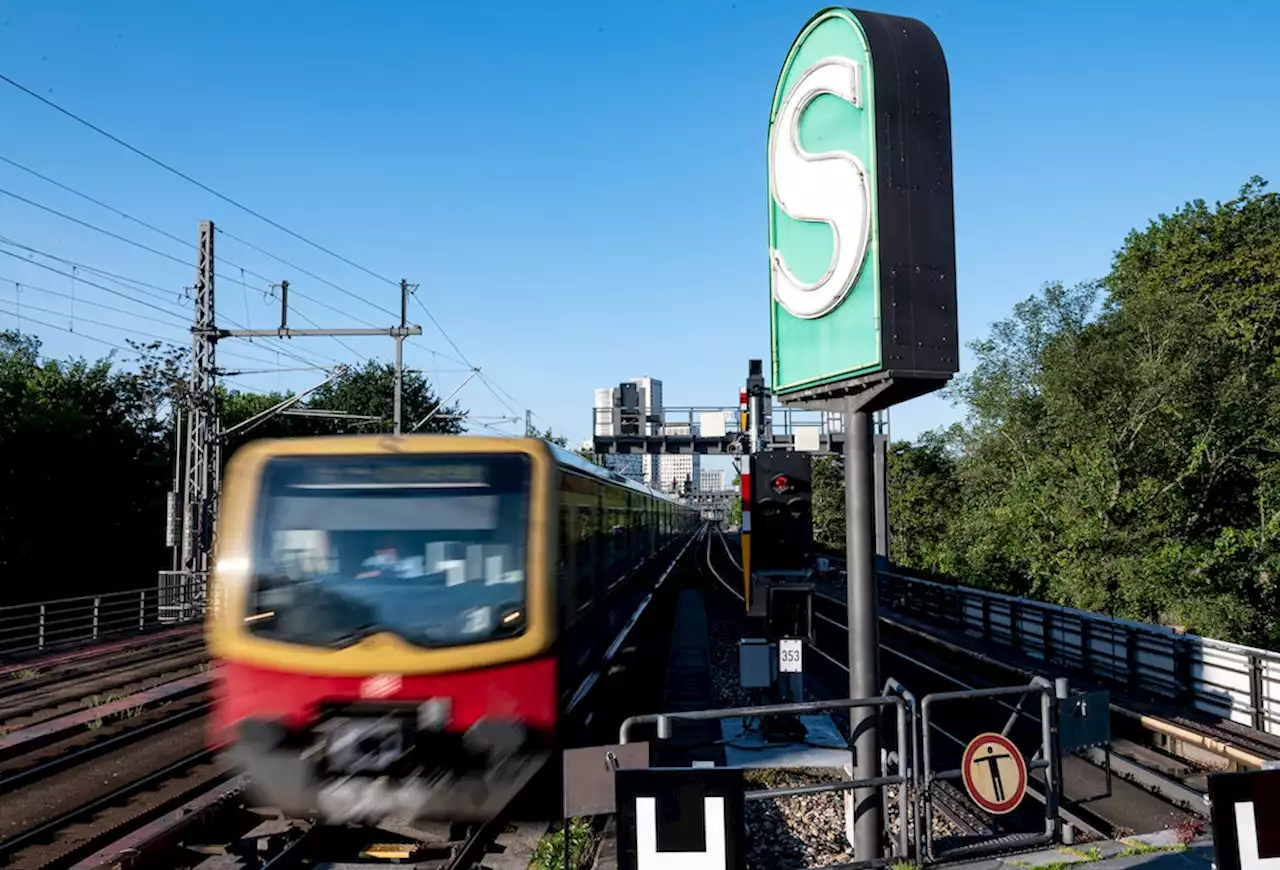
[545,440,685,505]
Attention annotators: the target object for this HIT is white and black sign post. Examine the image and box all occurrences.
[615,768,745,870]
[1209,769,1280,870]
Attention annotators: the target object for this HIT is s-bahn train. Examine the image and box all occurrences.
[206,434,698,824]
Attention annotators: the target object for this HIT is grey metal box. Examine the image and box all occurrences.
[739,638,772,689]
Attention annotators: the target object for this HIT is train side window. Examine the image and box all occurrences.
[557,500,572,617]
[576,499,595,608]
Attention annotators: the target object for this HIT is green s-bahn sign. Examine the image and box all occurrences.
[768,7,959,406]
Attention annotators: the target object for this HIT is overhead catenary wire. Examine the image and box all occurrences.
[0,80,528,422]
[0,232,355,370]
[0,248,335,370]
[0,165,392,331]
[0,73,401,291]
[0,296,176,344]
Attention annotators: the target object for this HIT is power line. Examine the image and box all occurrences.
[0,235,349,370]
[0,84,506,415]
[0,185,192,269]
[0,153,193,250]
[216,227,394,321]
[0,236,191,312]
[0,147,499,408]
[0,166,391,330]
[0,296,176,344]
[407,291,525,420]
[0,248,195,323]
[0,271,187,330]
[0,72,400,288]
[0,306,136,355]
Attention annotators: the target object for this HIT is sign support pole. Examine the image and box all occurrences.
[845,404,881,859]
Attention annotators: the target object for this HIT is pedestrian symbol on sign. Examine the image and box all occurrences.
[960,733,1027,815]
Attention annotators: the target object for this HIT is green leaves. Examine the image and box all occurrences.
[812,177,1280,646]
[0,337,472,607]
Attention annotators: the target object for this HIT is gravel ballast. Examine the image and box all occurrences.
[703,569,959,869]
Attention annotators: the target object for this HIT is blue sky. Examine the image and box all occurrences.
[2,1,1278,472]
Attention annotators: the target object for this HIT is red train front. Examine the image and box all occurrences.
[206,435,562,824]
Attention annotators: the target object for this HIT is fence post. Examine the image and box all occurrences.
[1172,637,1193,705]
[1049,678,1069,844]
[93,596,100,640]
[38,604,45,650]
[1079,618,1092,676]
[1250,655,1266,732]
[1125,628,1140,691]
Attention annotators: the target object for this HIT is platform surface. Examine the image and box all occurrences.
[720,713,852,770]
[948,831,1212,870]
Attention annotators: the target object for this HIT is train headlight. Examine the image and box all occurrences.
[417,698,452,731]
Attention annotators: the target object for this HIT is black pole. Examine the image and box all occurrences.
[845,406,882,859]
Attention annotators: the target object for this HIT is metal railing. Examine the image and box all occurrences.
[0,573,206,660]
[920,679,1061,862]
[880,570,1280,736]
[592,404,849,436]
[157,570,210,624]
[620,695,913,867]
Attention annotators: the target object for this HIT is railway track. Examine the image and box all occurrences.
[3,532,710,869]
[0,638,207,729]
[806,543,1280,782]
[707,529,1203,847]
[0,743,225,869]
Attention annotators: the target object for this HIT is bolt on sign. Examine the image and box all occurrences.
[768,7,959,408]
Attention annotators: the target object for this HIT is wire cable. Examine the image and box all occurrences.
[0,153,193,251]
[0,169,390,330]
[0,249,194,323]
[0,149,480,394]
[0,185,192,269]
[0,246,338,369]
[0,297,176,344]
[0,306,136,355]
[0,272,188,330]
[216,226,393,321]
[0,72,400,289]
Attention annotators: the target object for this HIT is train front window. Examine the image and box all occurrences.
[248,453,531,649]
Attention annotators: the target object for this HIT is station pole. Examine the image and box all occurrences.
[845,406,882,860]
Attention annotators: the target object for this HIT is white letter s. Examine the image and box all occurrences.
[769,57,871,320]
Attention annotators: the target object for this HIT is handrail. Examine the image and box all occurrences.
[873,569,1280,736]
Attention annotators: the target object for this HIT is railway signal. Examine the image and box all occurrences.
[747,451,813,573]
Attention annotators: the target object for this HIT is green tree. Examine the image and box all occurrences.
[811,455,844,550]
[803,177,1280,645]
[535,428,569,448]
[0,332,171,605]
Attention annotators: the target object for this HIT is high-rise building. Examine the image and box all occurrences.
[700,469,724,492]
[659,423,701,494]
[592,377,664,489]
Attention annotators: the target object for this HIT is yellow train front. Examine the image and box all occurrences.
[206,434,697,825]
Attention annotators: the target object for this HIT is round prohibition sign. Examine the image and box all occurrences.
[961,732,1028,815]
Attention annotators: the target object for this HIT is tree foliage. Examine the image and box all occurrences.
[0,340,469,606]
[813,177,1280,646]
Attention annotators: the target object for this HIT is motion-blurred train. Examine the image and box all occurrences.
[206,434,699,824]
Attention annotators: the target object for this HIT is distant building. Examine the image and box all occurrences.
[659,423,701,494]
[592,377,664,489]
[700,469,724,492]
